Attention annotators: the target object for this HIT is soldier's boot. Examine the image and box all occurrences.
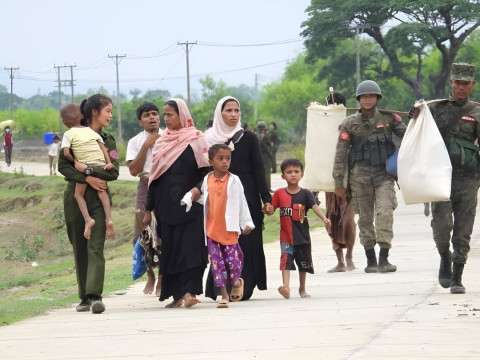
[438,251,452,288]
[378,248,397,273]
[450,263,465,294]
[364,249,378,273]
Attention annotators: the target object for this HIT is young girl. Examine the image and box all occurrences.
[186,143,254,308]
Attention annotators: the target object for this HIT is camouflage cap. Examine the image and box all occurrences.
[450,62,475,81]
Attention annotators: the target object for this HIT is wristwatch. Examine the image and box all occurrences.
[84,166,93,176]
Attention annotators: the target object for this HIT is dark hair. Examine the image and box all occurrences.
[80,94,113,126]
[221,98,239,111]
[269,121,277,130]
[164,100,179,114]
[280,158,304,173]
[327,92,346,106]
[208,143,231,160]
[136,102,159,120]
[242,122,249,130]
[207,119,214,128]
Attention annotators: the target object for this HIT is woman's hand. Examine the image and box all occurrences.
[189,187,202,202]
[85,176,107,192]
[74,159,87,173]
[262,202,274,215]
[242,225,254,235]
[143,211,152,227]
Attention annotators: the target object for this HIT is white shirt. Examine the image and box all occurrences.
[126,129,163,177]
[48,142,60,157]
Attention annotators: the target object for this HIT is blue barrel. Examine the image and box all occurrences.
[43,132,55,144]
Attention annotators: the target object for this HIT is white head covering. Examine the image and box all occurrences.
[206,96,242,145]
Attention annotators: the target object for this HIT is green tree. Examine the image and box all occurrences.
[301,0,480,98]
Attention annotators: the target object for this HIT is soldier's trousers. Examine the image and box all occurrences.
[64,181,107,300]
[431,176,480,264]
[350,176,397,250]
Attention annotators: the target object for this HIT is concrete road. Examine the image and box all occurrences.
[1,162,479,359]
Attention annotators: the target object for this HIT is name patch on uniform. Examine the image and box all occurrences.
[461,115,476,122]
[109,150,119,160]
[339,131,350,141]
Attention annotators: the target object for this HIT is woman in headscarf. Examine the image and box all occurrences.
[143,98,210,308]
[204,96,272,300]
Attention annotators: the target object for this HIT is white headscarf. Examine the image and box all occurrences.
[206,96,242,146]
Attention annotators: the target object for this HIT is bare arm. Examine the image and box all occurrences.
[311,204,331,228]
[63,147,75,164]
[127,132,160,176]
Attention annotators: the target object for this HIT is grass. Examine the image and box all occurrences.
[0,171,325,325]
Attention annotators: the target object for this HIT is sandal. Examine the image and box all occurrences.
[217,299,229,308]
[230,278,244,302]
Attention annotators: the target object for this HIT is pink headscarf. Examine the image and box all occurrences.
[148,98,210,187]
[206,96,242,145]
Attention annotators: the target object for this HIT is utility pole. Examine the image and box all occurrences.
[254,73,259,121]
[4,66,19,120]
[54,64,76,135]
[178,41,197,108]
[108,54,126,142]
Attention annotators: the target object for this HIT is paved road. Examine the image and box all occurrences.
[1,162,479,359]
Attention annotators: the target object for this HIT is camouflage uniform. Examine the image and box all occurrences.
[333,108,406,258]
[429,98,480,264]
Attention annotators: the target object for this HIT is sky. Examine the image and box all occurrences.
[1,0,312,100]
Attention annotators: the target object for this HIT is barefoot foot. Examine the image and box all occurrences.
[327,264,346,273]
[346,261,356,271]
[84,219,95,239]
[278,285,290,299]
[184,295,200,308]
[299,289,311,298]
[143,271,155,295]
[106,220,115,238]
[165,298,183,308]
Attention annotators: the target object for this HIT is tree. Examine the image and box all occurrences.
[301,0,480,98]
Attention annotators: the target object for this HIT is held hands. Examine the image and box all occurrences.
[262,202,274,215]
[334,187,347,199]
[242,225,254,235]
[189,187,202,202]
[323,217,332,230]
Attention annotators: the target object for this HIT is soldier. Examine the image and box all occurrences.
[409,62,480,294]
[333,80,406,273]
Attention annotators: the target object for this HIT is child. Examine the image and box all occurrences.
[60,103,115,240]
[48,135,61,176]
[185,143,254,308]
[268,158,331,299]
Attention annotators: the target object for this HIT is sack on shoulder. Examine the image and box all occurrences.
[448,136,479,171]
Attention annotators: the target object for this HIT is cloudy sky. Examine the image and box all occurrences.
[1,0,312,99]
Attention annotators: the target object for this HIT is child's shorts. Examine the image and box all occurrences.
[279,242,314,274]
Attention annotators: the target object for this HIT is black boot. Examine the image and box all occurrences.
[450,263,465,294]
[364,249,378,273]
[378,248,397,273]
[438,251,452,288]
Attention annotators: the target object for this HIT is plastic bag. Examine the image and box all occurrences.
[397,100,452,204]
[132,235,147,280]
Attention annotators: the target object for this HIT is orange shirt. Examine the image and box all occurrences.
[206,172,238,245]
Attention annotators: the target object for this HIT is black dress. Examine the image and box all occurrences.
[205,130,272,300]
[146,146,209,302]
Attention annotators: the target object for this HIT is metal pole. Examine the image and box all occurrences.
[108,54,126,142]
[254,73,258,121]
[56,66,62,134]
[70,65,76,103]
[356,27,360,88]
[178,41,197,108]
[4,67,18,120]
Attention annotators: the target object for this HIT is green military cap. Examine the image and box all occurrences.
[450,62,475,81]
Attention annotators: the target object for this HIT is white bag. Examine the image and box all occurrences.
[303,103,346,192]
[397,100,452,204]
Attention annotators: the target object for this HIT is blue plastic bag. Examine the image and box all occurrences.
[132,236,147,280]
[386,149,399,176]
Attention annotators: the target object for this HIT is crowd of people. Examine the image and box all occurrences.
[56,62,479,314]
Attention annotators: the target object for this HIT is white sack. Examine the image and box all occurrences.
[303,103,346,192]
[397,100,451,204]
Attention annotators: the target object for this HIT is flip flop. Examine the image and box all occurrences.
[216,299,229,308]
[230,278,244,302]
